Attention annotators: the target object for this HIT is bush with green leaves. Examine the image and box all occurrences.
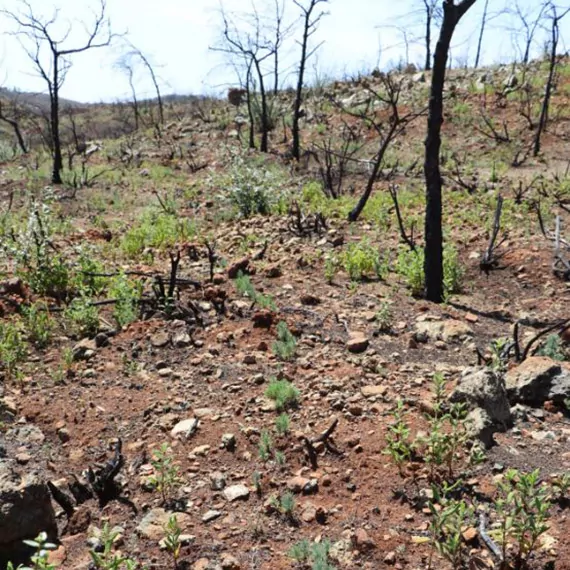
[23,302,53,349]
[64,293,99,337]
[340,240,388,282]
[275,413,291,436]
[0,319,27,380]
[258,429,273,461]
[265,379,300,411]
[148,443,181,505]
[218,154,287,218]
[89,523,139,570]
[538,334,566,361]
[397,246,463,297]
[234,271,276,310]
[163,515,182,570]
[384,400,414,476]
[496,469,551,567]
[270,491,296,521]
[272,321,297,361]
[428,495,474,569]
[109,273,142,328]
[121,211,196,258]
[7,532,57,570]
[288,539,336,570]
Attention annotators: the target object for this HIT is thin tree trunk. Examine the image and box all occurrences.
[425,12,432,71]
[51,56,63,184]
[246,64,256,150]
[0,114,28,154]
[533,12,560,157]
[253,58,269,153]
[424,0,477,303]
[474,0,489,68]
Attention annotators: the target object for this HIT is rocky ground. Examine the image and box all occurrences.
[1,60,570,570]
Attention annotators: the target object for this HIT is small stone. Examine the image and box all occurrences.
[353,528,375,551]
[347,333,369,354]
[384,551,396,564]
[158,367,173,377]
[228,258,250,279]
[210,471,227,491]
[171,418,199,440]
[191,445,210,457]
[220,553,241,570]
[221,433,236,451]
[202,510,222,523]
[223,484,250,502]
[57,427,70,443]
[361,385,386,398]
[462,527,478,543]
[150,331,170,348]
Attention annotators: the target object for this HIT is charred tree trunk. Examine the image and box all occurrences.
[425,11,432,71]
[51,58,63,184]
[246,64,256,150]
[533,6,569,157]
[253,58,269,153]
[292,5,311,161]
[474,0,489,68]
[0,104,28,154]
[424,0,477,303]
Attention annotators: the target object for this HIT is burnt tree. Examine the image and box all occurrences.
[424,0,477,303]
[291,0,328,161]
[2,0,113,184]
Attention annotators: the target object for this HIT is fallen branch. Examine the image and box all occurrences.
[302,418,341,469]
[480,195,506,275]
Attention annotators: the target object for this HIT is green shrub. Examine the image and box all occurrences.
[64,294,99,337]
[109,273,142,328]
[234,271,276,310]
[23,302,53,348]
[258,429,273,461]
[272,321,296,361]
[341,240,388,282]
[288,539,335,570]
[121,211,196,257]
[0,320,26,379]
[266,379,300,411]
[538,334,566,361]
[275,413,291,436]
[397,246,463,297]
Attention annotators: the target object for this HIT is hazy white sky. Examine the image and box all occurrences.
[0,0,567,103]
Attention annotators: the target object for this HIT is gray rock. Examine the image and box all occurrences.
[72,338,97,361]
[450,368,512,447]
[170,418,199,440]
[6,424,45,446]
[223,484,250,502]
[506,357,570,406]
[221,433,236,451]
[0,460,57,548]
[202,510,222,523]
[415,319,473,343]
[209,471,227,491]
[136,508,191,541]
[347,333,369,354]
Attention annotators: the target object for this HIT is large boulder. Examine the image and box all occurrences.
[415,319,473,343]
[506,357,570,406]
[0,460,57,561]
[449,368,512,447]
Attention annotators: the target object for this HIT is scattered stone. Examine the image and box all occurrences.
[210,471,227,491]
[150,331,170,348]
[462,527,478,543]
[202,510,222,523]
[220,553,241,570]
[361,385,387,398]
[228,257,250,279]
[450,368,512,447]
[136,508,191,541]
[353,528,376,551]
[347,333,369,354]
[72,338,97,361]
[287,476,318,495]
[506,357,570,406]
[0,460,57,549]
[415,319,473,343]
[171,418,199,440]
[191,445,211,457]
[221,433,236,451]
[384,551,397,564]
[223,484,250,502]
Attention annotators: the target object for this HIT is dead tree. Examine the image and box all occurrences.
[419,0,441,71]
[424,0,478,304]
[213,4,276,153]
[0,98,28,154]
[532,3,570,157]
[474,0,489,68]
[509,0,548,68]
[341,74,425,222]
[2,0,113,184]
[115,53,141,130]
[291,0,328,161]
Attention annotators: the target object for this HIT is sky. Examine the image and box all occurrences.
[0,0,568,103]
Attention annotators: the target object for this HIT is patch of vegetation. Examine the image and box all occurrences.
[258,429,273,461]
[109,273,142,328]
[234,271,276,310]
[288,539,336,570]
[0,320,27,380]
[121,211,196,258]
[148,443,181,505]
[265,378,300,411]
[396,246,463,297]
[275,413,291,436]
[22,302,53,349]
[89,523,139,570]
[538,334,566,361]
[270,491,297,522]
[7,532,57,570]
[340,240,388,282]
[272,321,297,361]
[64,293,100,338]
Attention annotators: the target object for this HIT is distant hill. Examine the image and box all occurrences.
[0,87,85,112]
